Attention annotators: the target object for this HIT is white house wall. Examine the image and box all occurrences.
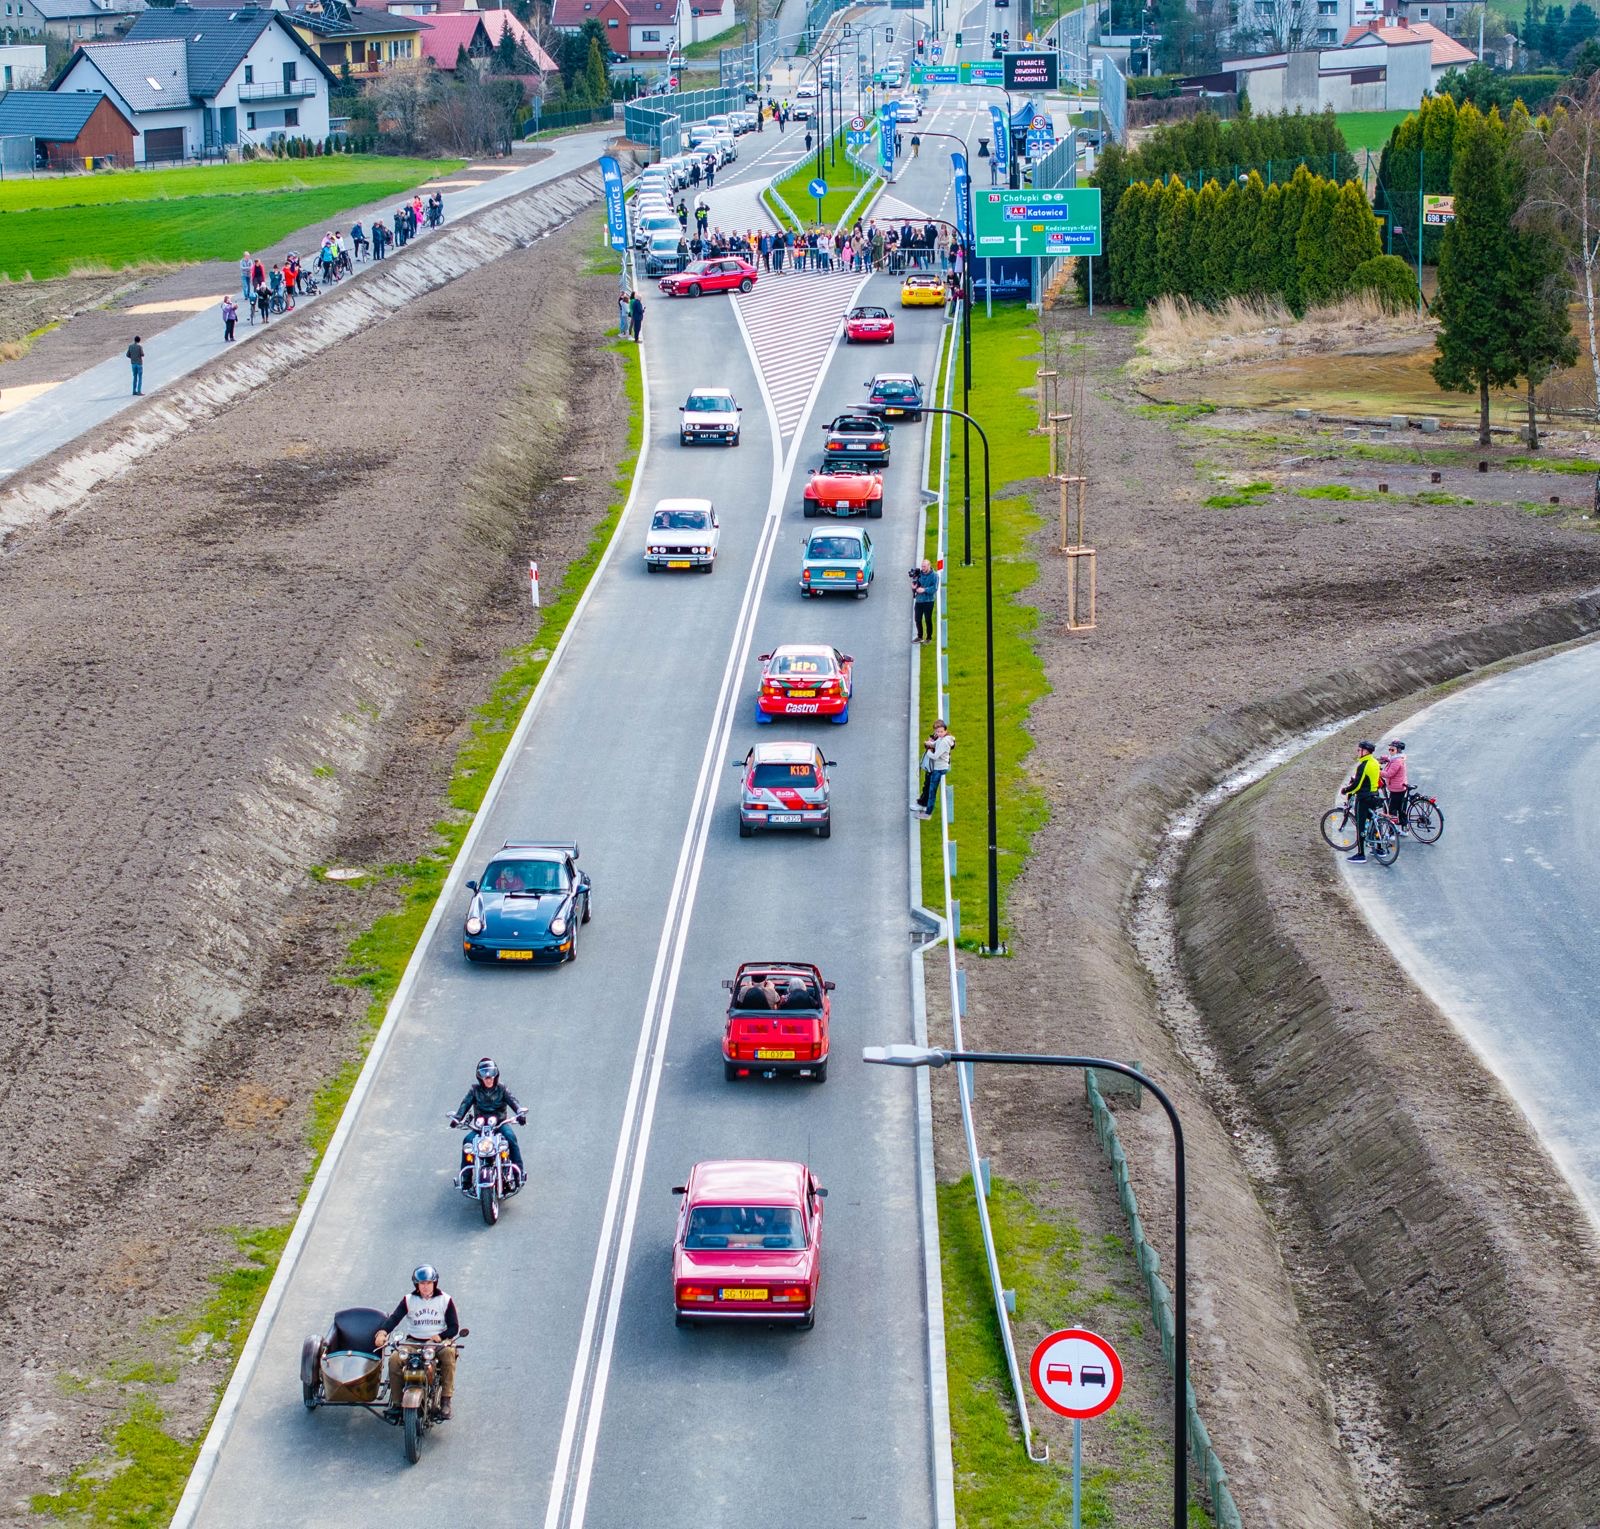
[217,26,331,146]
[56,52,199,160]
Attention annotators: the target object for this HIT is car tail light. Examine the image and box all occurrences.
[747,802,767,812]
[855,569,864,583]
[768,1285,810,1304]
[761,680,780,695]
[818,680,837,693]
[871,441,884,451]
[677,1283,715,1304]
[801,568,811,583]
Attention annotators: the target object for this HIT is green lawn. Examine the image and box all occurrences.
[0,155,462,280]
[765,128,876,230]
[920,303,1051,948]
[1334,109,1411,153]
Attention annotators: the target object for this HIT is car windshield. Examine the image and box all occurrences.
[482,858,566,894]
[850,307,889,319]
[681,262,712,275]
[685,395,730,412]
[771,652,833,676]
[874,380,918,398]
[652,508,710,530]
[808,536,862,559]
[686,1205,806,1249]
[752,761,818,788]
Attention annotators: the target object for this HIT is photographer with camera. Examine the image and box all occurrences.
[909,559,939,644]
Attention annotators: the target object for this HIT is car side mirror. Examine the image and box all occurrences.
[679,405,685,411]
[671,1185,687,1195]
[824,980,836,991]
[730,759,745,767]
[815,1187,828,1198]
[458,1326,471,1337]
[465,880,478,892]
[758,653,771,662]
[825,759,837,767]
[841,655,853,664]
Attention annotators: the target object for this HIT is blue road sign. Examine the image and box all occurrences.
[809,177,829,198]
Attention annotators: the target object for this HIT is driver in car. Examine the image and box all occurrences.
[449,1057,527,1184]
[492,864,526,892]
[375,1263,461,1419]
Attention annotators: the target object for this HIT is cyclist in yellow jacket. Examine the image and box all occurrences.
[1341,741,1382,863]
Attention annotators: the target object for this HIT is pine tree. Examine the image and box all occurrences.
[1232,170,1266,294]
[584,36,609,103]
[1203,179,1238,304]
[1506,210,1579,446]
[1152,175,1193,299]
[1250,179,1283,299]
[1296,176,1340,309]
[1109,180,1145,303]
[1193,179,1223,305]
[1431,105,1522,443]
[1328,180,1383,297]
[1133,179,1164,304]
[1277,165,1313,314]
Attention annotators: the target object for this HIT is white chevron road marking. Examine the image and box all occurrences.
[735,268,869,439]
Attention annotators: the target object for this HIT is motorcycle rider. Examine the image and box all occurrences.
[449,1057,527,1185]
[375,1263,460,1420]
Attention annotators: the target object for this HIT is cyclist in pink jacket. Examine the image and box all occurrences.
[1381,740,1409,834]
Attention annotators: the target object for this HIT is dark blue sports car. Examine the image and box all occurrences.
[462,840,592,965]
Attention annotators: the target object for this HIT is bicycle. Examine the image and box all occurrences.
[1322,786,1443,848]
[1319,796,1400,864]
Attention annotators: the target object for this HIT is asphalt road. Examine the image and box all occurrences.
[184,24,961,1526]
[1340,640,1600,1227]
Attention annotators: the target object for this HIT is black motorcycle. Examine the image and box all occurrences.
[455,1112,524,1226]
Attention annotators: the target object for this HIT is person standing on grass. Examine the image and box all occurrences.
[126,335,144,395]
[915,721,954,818]
[618,290,629,338]
[629,290,645,343]
[221,295,237,343]
[911,559,938,643]
[240,252,253,304]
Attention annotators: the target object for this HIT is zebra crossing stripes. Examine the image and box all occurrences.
[736,268,866,440]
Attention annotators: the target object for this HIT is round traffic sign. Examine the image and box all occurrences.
[1029,1329,1123,1420]
[850,114,866,130]
[809,177,829,198]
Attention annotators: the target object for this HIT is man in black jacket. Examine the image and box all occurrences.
[450,1057,527,1180]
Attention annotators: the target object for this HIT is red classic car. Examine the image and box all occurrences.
[672,1159,826,1328]
[721,960,834,1080]
[844,303,895,344]
[803,466,883,519]
[659,257,758,298]
[755,644,853,724]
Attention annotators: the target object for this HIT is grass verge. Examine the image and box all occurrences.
[0,156,463,280]
[764,129,875,230]
[939,1177,1213,1528]
[28,322,645,1527]
[920,302,1051,948]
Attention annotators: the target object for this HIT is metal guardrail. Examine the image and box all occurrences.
[924,307,1045,1465]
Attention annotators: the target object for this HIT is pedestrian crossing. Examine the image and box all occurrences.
[736,267,867,441]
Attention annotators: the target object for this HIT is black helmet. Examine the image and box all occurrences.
[1358,740,1376,752]
[412,1263,439,1287]
[1389,739,1406,752]
[476,1057,499,1083]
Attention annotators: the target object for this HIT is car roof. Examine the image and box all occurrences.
[807,527,865,543]
[752,740,822,762]
[494,841,574,860]
[689,1159,808,1204]
[653,496,713,513]
[770,643,838,658]
[874,373,918,383]
[687,387,735,400]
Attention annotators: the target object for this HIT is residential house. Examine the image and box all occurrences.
[1211,27,1441,111]
[0,85,136,164]
[56,4,334,158]
[476,7,556,72]
[1342,16,1475,81]
[288,0,426,78]
[415,9,489,68]
[549,0,732,59]
[0,41,49,87]
[3,0,145,43]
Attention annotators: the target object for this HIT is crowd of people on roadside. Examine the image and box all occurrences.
[224,193,445,342]
[672,211,955,276]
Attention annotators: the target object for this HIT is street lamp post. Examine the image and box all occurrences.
[863,1044,1188,1529]
[916,404,1000,955]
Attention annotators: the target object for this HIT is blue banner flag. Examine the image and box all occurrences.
[951,150,970,243]
[600,155,627,252]
[987,104,1009,175]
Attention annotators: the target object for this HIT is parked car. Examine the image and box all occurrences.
[643,231,689,275]
[721,961,834,1080]
[671,1159,827,1327]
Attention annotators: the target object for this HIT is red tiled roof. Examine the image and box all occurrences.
[477,8,556,71]
[416,10,488,64]
[1342,18,1475,65]
[551,0,674,25]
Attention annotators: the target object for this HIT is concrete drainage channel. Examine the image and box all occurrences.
[0,167,607,548]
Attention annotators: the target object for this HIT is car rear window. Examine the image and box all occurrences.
[482,859,566,894]
[752,761,818,788]
[875,380,917,398]
[771,652,832,676]
[686,1205,805,1249]
[807,535,862,559]
[652,509,709,529]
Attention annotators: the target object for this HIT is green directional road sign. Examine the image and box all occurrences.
[973,188,1102,258]
[911,64,959,84]
[963,61,1003,83]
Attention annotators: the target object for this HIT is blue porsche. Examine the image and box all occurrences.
[462,840,592,965]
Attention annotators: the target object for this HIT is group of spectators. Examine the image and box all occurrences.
[223,193,445,343]
[675,215,954,277]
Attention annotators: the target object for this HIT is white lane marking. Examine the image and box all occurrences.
[540,304,788,1529]
[170,337,656,1529]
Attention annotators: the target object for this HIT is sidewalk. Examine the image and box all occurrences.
[0,129,613,482]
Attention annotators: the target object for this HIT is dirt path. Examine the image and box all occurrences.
[932,313,1600,1524]
[0,210,624,1515]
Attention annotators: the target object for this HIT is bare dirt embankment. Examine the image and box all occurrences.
[928,312,1600,1525]
[0,203,626,1515]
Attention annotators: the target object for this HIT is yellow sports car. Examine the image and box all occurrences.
[899,274,946,308]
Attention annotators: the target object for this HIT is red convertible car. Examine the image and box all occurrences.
[672,1159,827,1328]
[721,960,834,1080]
[659,257,758,298]
[844,304,895,344]
[803,466,883,519]
[756,644,853,724]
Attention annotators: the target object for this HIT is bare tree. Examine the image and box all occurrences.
[1524,73,1600,419]
[372,61,439,153]
[1233,0,1320,54]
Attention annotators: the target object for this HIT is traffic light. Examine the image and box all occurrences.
[955,28,963,44]
[916,36,925,52]
[885,26,894,41]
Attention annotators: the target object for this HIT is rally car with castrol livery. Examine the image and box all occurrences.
[462,840,592,964]
[755,644,853,723]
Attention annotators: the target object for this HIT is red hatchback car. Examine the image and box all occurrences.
[660,257,758,298]
[672,1159,826,1328]
[803,466,883,519]
[756,644,853,723]
[844,303,895,343]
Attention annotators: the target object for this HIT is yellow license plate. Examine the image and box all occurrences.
[667,559,691,568]
[789,689,816,698]
[497,950,534,961]
[885,407,904,416]
[756,1049,797,1060]
[822,569,846,578]
[719,1287,769,1300]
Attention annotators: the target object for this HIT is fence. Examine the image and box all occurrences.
[1100,54,1128,145]
[528,102,617,134]
[623,84,742,151]
[1136,150,1357,192]
[801,0,852,54]
[1084,1073,1242,1528]
[1032,130,1078,298]
[0,134,36,175]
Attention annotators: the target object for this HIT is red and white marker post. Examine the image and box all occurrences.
[1030,1328,1124,1527]
[529,559,540,609]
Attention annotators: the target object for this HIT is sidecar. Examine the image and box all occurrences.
[301,1307,389,1413]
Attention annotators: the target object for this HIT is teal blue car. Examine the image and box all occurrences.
[800,526,875,599]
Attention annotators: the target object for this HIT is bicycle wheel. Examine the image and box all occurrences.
[1371,818,1400,865]
[1409,800,1444,844]
[1320,805,1358,851]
